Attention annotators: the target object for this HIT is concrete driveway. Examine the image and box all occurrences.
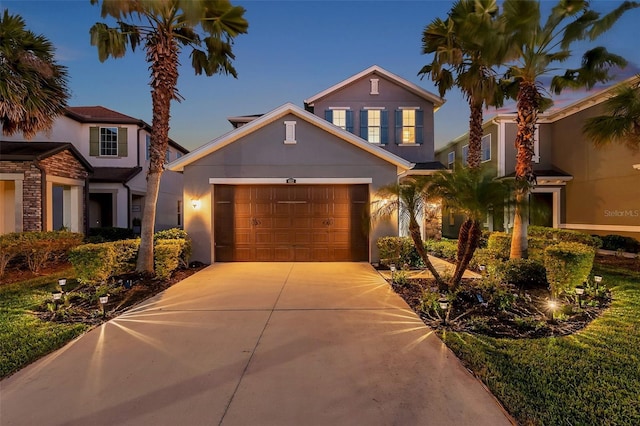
[0,263,513,426]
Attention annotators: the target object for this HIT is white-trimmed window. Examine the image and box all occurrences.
[447,151,455,169]
[370,78,379,95]
[325,108,353,132]
[360,108,388,143]
[481,134,491,162]
[177,200,182,226]
[395,108,423,144]
[145,135,151,160]
[284,121,297,144]
[100,127,118,156]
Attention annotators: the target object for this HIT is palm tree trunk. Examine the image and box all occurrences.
[467,100,483,170]
[136,31,179,275]
[510,80,538,259]
[450,219,481,288]
[408,216,445,288]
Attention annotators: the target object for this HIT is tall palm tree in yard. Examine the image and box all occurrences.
[0,10,70,138]
[429,165,512,287]
[500,0,638,259]
[583,75,640,151]
[374,178,445,288]
[419,0,508,170]
[90,0,248,274]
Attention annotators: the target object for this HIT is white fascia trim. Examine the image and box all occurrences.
[304,65,445,110]
[0,173,25,181]
[328,106,351,110]
[536,176,573,185]
[209,178,373,185]
[560,223,640,233]
[399,169,446,178]
[168,103,413,172]
[363,106,386,110]
[45,175,85,186]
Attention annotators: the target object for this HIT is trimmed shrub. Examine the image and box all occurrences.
[544,242,595,297]
[487,232,547,261]
[528,226,601,248]
[377,237,422,268]
[0,233,22,277]
[469,248,501,273]
[111,239,140,275]
[155,228,192,266]
[154,240,183,279]
[87,227,135,243]
[69,243,116,284]
[600,234,640,253]
[3,231,84,274]
[496,258,547,290]
[425,239,457,261]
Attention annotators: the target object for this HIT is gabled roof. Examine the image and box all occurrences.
[0,141,94,171]
[304,65,445,111]
[167,103,414,173]
[64,106,189,154]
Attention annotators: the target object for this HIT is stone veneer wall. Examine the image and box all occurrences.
[0,149,90,232]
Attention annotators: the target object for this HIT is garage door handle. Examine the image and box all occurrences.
[251,218,262,226]
[323,219,333,226]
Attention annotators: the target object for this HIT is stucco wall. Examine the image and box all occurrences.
[312,71,436,163]
[183,114,400,263]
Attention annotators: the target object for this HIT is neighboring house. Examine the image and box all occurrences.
[169,66,445,264]
[436,76,640,240]
[0,141,93,234]
[1,106,189,233]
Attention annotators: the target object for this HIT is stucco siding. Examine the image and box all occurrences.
[182,114,400,263]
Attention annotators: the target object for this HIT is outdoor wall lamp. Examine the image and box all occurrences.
[191,199,201,210]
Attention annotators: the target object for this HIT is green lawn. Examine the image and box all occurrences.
[0,268,89,379]
[441,264,640,426]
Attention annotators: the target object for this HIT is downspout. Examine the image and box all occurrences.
[124,181,131,229]
[85,174,90,235]
[33,160,46,232]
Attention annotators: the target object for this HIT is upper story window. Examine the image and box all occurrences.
[481,134,491,162]
[395,108,423,144]
[89,126,127,157]
[360,109,388,144]
[100,127,118,156]
[165,149,170,163]
[176,152,182,159]
[447,151,455,169]
[325,109,353,132]
[462,145,469,165]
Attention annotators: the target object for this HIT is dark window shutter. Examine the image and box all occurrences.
[381,110,389,144]
[395,110,402,144]
[325,109,333,122]
[118,128,128,157]
[89,127,99,156]
[360,110,368,141]
[346,110,354,133]
[416,110,424,144]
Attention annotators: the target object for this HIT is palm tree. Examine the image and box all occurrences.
[0,10,70,138]
[373,177,446,288]
[90,0,248,274]
[500,0,637,259]
[583,75,640,151]
[419,0,507,169]
[429,165,512,287]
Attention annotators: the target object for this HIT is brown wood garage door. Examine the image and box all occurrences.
[214,184,369,261]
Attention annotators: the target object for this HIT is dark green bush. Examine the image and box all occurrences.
[154,240,183,279]
[600,234,640,253]
[0,231,84,274]
[377,237,422,267]
[469,248,501,274]
[155,228,192,266]
[69,243,115,284]
[544,242,595,297]
[496,258,547,290]
[528,226,601,248]
[111,240,140,275]
[487,232,547,261]
[87,227,135,243]
[425,239,457,261]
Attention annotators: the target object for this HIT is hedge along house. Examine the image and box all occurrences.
[0,141,93,234]
[167,103,415,263]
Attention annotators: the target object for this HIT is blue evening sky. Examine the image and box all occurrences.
[4,0,639,151]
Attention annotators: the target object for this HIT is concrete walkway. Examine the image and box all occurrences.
[1,263,512,426]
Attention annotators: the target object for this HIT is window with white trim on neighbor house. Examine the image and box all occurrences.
[100,127,118,156]
[481,134,491,161]
[462,145,469,165]
[325,109,353,132]
[359,109,388,143]
[448,151,455,169]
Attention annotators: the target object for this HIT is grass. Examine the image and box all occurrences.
[441,263,640,426]
[0,268,89,379]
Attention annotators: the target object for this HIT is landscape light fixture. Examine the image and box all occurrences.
[58,278,67,292]
[389,264,396,281]
[99,295,109,317]
[438,298,449,325]
[547,299,558,320]
[479,265,486,272]
[52,291,62,301]
[594,275,603,284]
[575,285,585,308]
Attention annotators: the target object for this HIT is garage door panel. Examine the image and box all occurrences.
[214,184,369,262]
